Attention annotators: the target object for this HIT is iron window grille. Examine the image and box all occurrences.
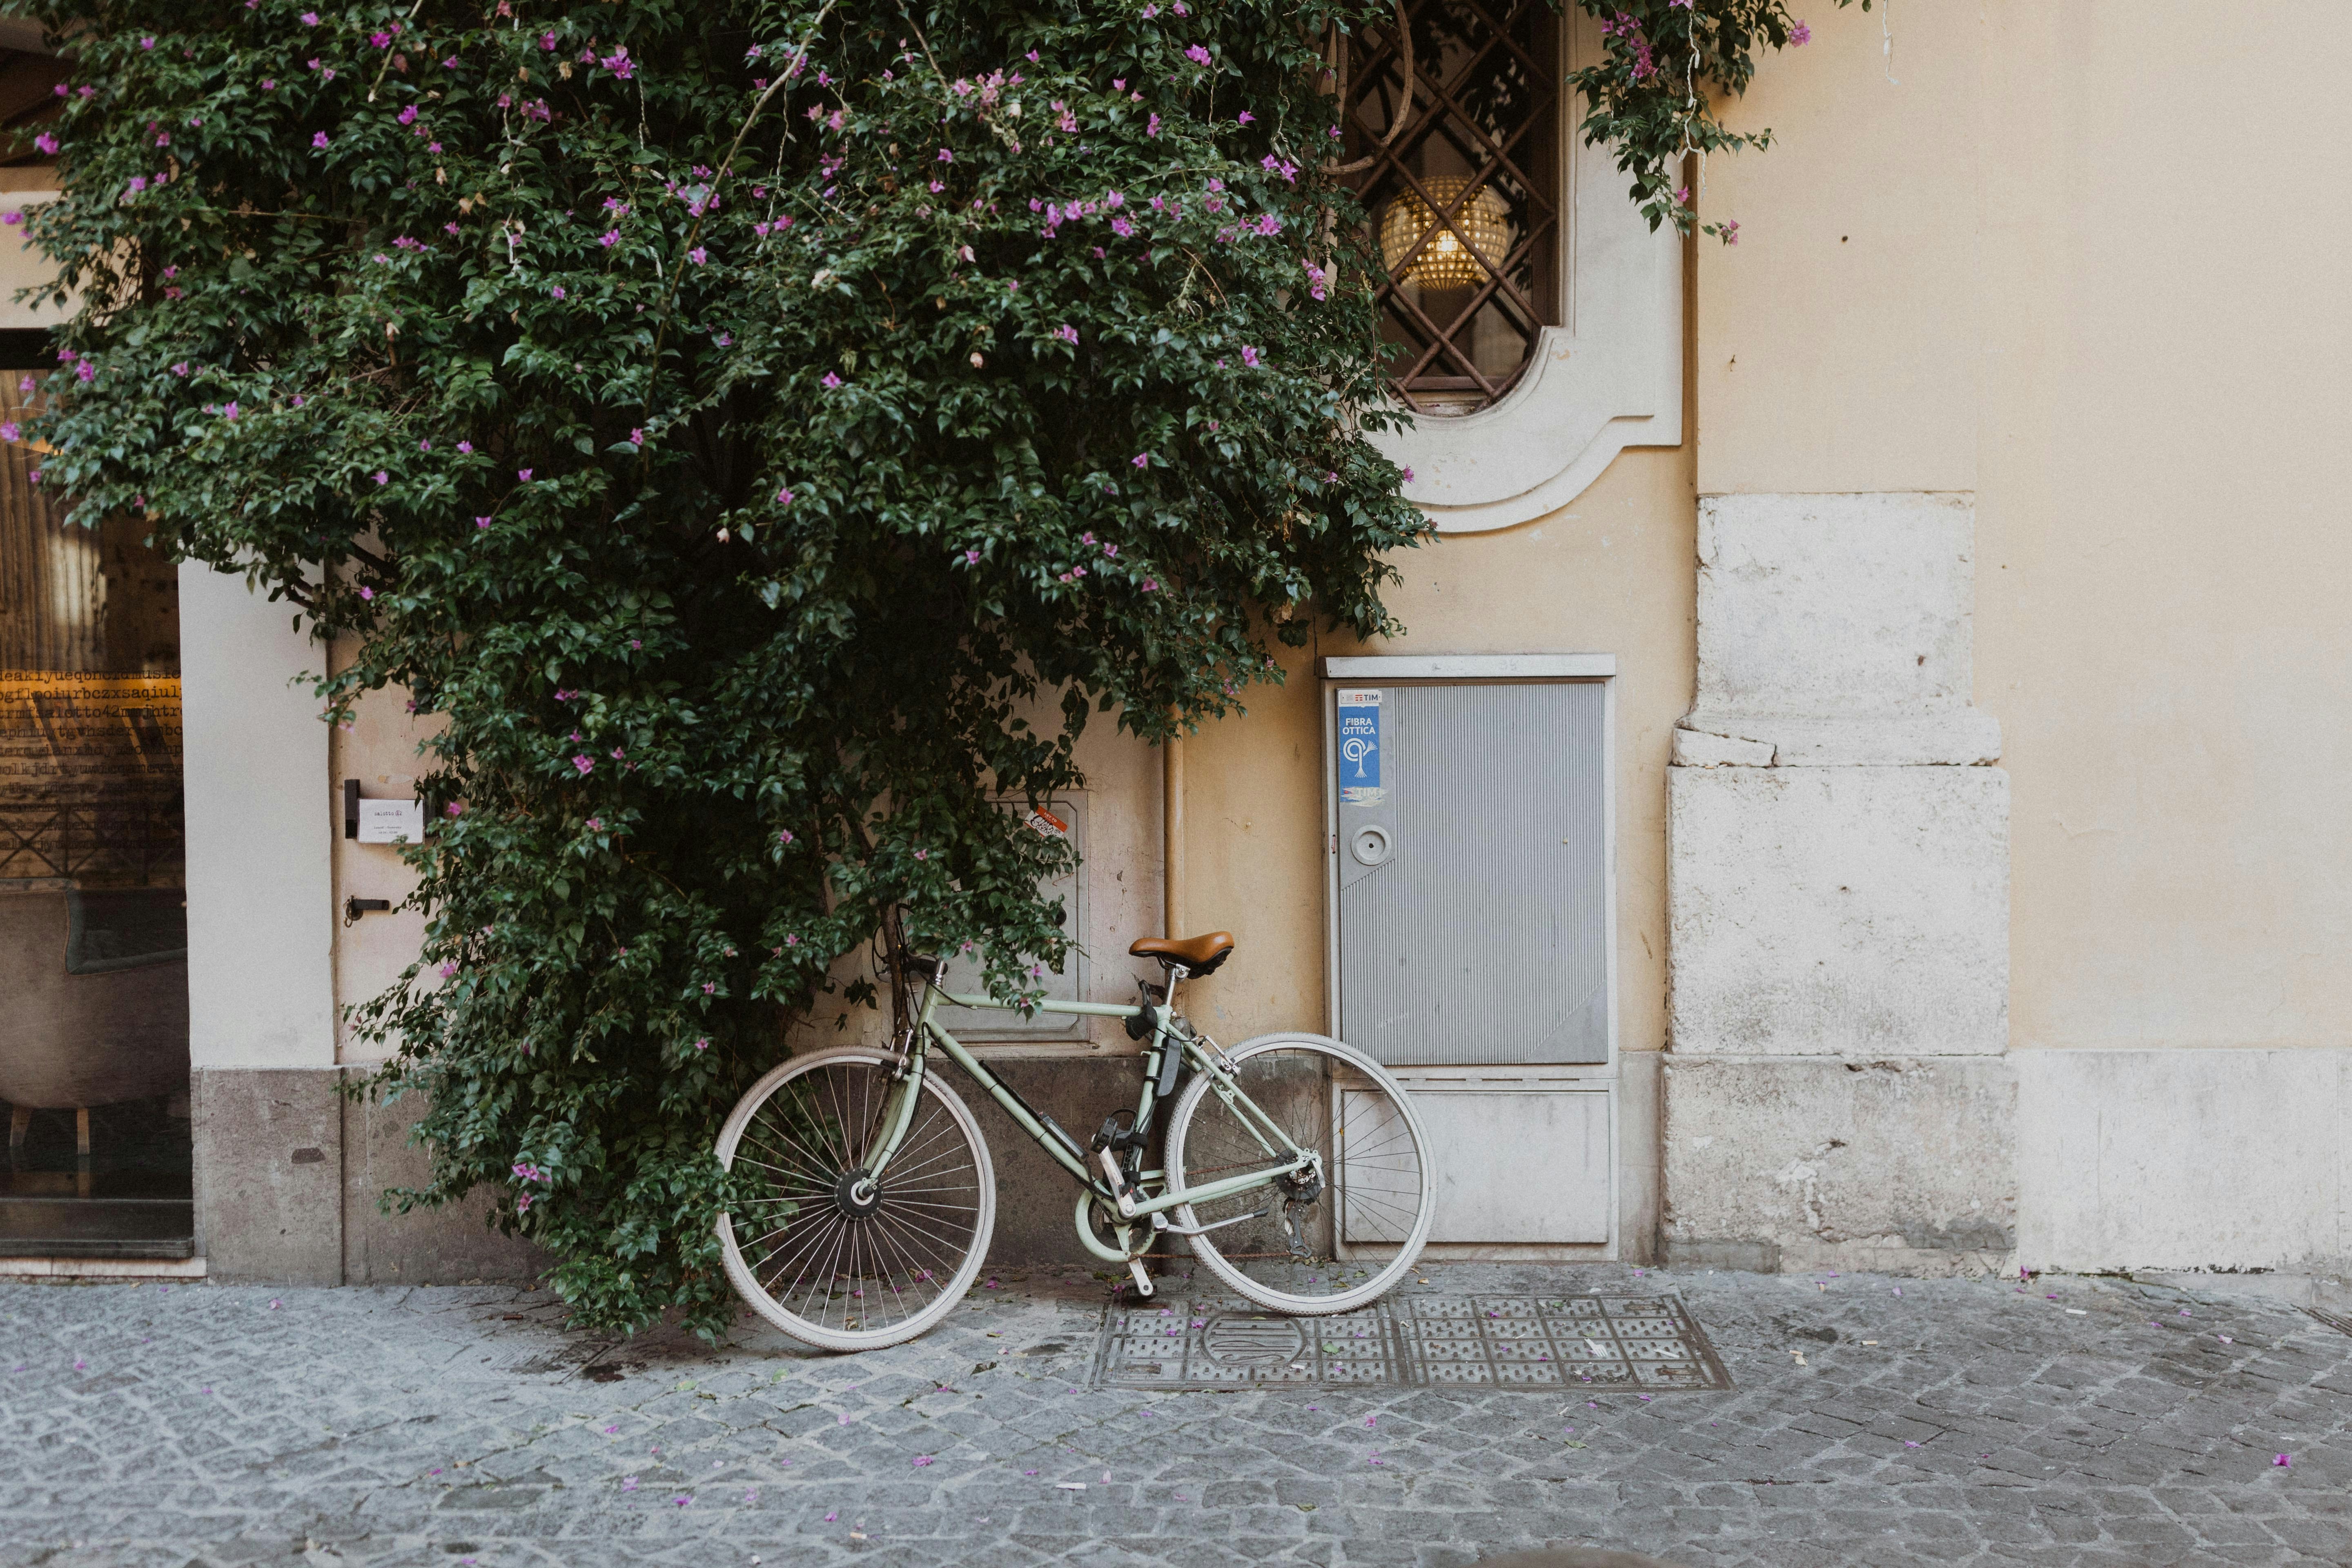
[1339,0,1560,416]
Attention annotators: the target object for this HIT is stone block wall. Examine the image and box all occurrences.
[1663,492,2016,1275]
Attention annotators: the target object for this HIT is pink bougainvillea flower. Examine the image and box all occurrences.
[372,469,390,485]
[518,468,532,481]
[1240,345,1262,368]
[475,516,492,529]
[357,586,374,601]
[821,372,842,388]
[1131,453,1149,468]
[912,1455,935,1467]
[775,486,794,505]
[1790,20,1812,45]
[312,131,330,149]
[572,755,594,775]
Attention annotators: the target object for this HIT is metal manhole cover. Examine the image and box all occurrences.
[1093,1293,1733,1391]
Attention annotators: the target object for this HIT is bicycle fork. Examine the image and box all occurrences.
[859,1023,931,1187]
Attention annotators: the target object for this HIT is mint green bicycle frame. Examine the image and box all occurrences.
[860,967,1317,1264]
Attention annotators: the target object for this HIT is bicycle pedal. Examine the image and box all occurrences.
[1126,1259,1155,1299]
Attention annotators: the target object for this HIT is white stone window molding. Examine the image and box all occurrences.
[1366,9,1684,534]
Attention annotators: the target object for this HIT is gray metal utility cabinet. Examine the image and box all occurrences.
[1322,655,1619,1257]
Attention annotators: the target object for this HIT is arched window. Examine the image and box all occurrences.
[1337,8,1683,532]
[1342,0,1560,416]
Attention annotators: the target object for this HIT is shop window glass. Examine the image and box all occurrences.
[0,364,192,1258]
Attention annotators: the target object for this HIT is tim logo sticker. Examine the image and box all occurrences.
[1337,690,1384,806]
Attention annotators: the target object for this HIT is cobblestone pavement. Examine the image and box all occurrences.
[5,1264,2350,1568]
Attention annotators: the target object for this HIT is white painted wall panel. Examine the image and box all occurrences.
[180,565,334,1069]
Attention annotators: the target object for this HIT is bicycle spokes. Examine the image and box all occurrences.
[722,1057,990,1344]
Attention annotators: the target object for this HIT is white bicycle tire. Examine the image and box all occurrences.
[715,1046,996,1353]
[1163,1031,1434,1316]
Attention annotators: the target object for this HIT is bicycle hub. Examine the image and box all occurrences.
[833,1169,882,1218]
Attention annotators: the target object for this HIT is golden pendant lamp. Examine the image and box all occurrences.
[1379,175,1515,290]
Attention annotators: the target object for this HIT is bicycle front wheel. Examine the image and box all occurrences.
[715,1047,995,1352]
[1163,1032,1433,1315]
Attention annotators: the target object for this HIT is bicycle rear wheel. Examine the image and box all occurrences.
[715,1046,995,1352]
[1163,1031,1433,1314]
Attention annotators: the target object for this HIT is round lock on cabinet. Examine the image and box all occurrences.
[1349,824,1393,867]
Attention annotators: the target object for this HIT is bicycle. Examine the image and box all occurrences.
[713,930,1437,1351]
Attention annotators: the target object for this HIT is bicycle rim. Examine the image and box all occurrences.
[715,1048,995,1352]
[1165,1032,1433,1315]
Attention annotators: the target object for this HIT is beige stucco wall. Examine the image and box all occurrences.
[1697,0,2352,1051]
[330,665,435,1062]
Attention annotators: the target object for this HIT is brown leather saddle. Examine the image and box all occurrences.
[1128,931,1235,978]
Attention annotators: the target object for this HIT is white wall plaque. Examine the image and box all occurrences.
[355,798,424,844]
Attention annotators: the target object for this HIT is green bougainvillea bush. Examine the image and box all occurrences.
[16,0,1429,1335]
[14,0,1839,1335]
